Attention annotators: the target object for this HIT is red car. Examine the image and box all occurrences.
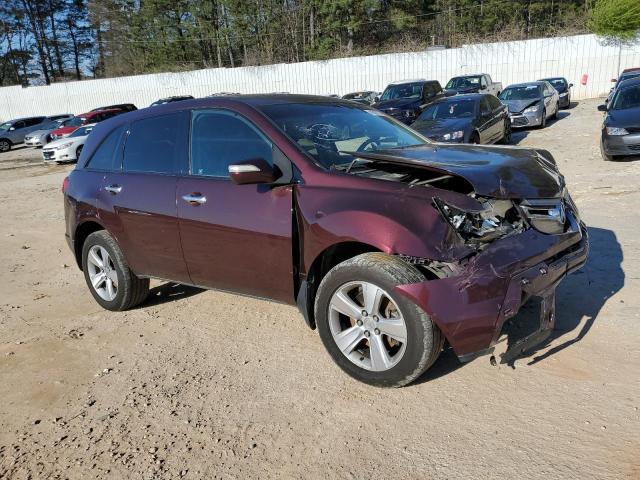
[50,109,125,140]
[63,95,588,387]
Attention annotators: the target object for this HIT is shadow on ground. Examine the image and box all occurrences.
[141,282,204,307]
[507,226,624,366]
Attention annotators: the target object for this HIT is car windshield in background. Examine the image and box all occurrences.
[611,85,640,110]
[419,99,475,120]
[259,103,428,169]
[445,77,480,89]
[546,78,567,87]
[499,85,541,100]
[380,83,423,100]
[0,122,12,131]
[66,116,87,127]
[69,126,92,137]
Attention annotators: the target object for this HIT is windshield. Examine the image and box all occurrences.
[66,116,88,127]
[259,103,428,169]
[418,99,476,120]
[618,72,640,84]
[69,126,92,137]
[380,83,423,101]
[544,78,566,88]
[445,77,481,89]
[0,122,12,131]
[499,85,542,101]
[611,85,640,110]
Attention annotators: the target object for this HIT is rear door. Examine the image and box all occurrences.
[486,95,507,143]
[478,96,498,143]
[97,112,191,282]
[176,108,294,303]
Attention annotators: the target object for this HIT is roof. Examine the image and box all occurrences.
[4,116,46,122]
[434,93,484,102]
[504,81,546,88]
[617,76,640,89]
[450,73,488,78]
[539,77,567,81]
[387,79,428,85]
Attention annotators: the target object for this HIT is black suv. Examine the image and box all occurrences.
[373,79,445,124]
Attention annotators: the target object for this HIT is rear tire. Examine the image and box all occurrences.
[315,253,444,388]
[82,231,149,311]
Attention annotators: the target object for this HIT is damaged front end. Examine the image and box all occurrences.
[344,145,589,364]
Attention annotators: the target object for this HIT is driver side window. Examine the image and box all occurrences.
[190,110,273,177]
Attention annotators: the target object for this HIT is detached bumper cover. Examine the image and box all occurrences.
[394,212,588,360]
[509,110,543,127]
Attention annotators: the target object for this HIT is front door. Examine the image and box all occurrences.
[177,109,294,303]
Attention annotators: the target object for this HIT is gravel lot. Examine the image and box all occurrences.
[0,98,639,479]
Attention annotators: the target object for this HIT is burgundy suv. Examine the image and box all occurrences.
[63,95,588,387]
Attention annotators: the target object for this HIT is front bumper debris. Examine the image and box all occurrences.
[394,211,588,362]
[601,132,640,156]
[510,110,543,128]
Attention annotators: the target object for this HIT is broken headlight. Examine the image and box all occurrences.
[435,197,525,245]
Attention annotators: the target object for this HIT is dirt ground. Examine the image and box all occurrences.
[0,98,639,479]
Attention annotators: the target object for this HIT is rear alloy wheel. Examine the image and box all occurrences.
[315,253,443,387]
[0,139,11,152]
[82,231,149,311]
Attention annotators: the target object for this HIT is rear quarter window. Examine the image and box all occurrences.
[85,125,126,171]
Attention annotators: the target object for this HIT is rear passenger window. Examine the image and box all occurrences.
[190,110,272,177]
[123,112,188,174]
[487,95,502,110]
[86,125,125,171]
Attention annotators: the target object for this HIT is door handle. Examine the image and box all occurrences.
[105,184,122,194]
[182,193,207,206]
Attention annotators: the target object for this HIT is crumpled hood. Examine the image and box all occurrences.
[502,99,541,113]
[373,98,421,112]
[411,117,472,137]
[349,143,565,199]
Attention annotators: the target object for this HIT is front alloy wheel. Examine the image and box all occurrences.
[328,281,407,371]
[0,140,10,152]
[315,253,444,387]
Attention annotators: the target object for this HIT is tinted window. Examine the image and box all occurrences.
[191,110,272,177]
[487,95,502,110]
[25,117,44,127]
[86,125,125,170]
[480,97,492,114]
[123,112,187,174]
[13,121,26,129]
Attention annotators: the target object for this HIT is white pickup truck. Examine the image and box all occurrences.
[444,74,502,96]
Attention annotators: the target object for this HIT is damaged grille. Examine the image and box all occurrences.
[520,198,566,234]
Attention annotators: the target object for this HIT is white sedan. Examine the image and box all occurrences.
[42,124,95,163]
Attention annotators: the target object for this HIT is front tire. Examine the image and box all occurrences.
[500,119,512,144]
[315,253,443,387]
[0,139,11,152]
[82,231,149,311]
[539,109,547,128]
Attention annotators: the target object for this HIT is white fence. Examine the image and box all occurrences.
[1,34,640,120]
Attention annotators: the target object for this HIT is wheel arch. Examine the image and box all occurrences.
[74,219,106,269]
[296,241,382,330]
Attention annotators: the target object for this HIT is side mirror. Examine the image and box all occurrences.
[569,83,574,88]
[374,96,380,103]
[228,158,281,185]
[597,104,608,112]
[611,78,617,83]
